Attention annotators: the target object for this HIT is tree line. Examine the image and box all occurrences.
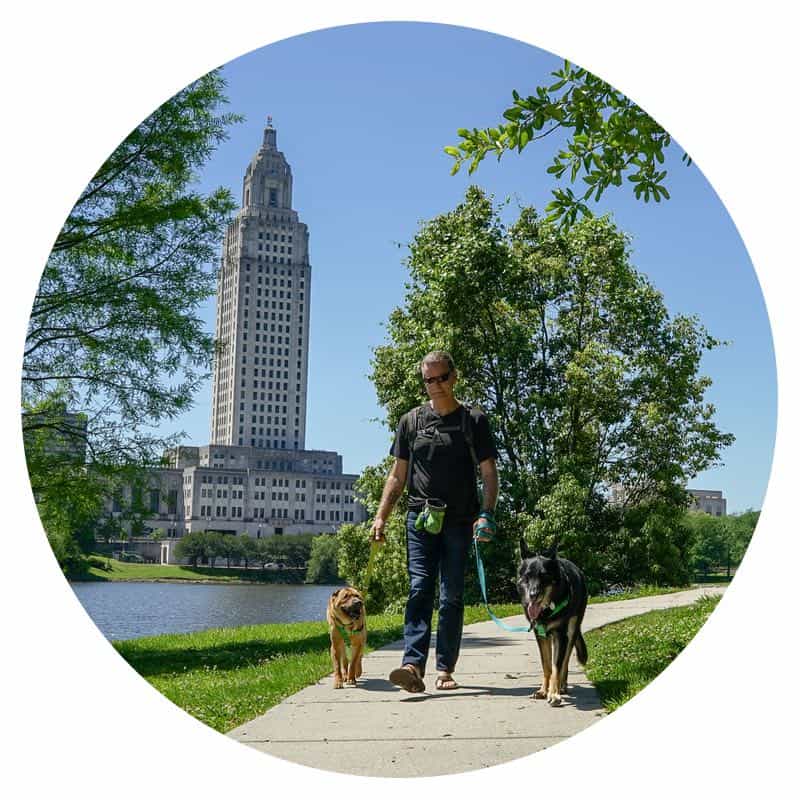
[171,530,343,585]
[174,530,307,569]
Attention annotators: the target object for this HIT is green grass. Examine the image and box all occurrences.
[583,594,721,711]
[115,614,406,733]
[72,556,307,584]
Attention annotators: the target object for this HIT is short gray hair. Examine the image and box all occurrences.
[420,350,455,373]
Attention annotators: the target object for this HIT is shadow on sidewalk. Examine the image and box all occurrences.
[451,683,605,711]
[350,678,403,693]
[458,635,527,648]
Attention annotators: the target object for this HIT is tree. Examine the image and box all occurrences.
[446,60,691,229]
[240,536,260,569]
[218,534,243,568]
[686,511,727,577]
[730,510,759,563]
[204,533,226,568]
[305,534,341,584]
[370,187,733,587]
[686,509,759,578]
[283,534,313,568]
[174,531,207,567]
[23,70,242,568]
[255,537,286,568]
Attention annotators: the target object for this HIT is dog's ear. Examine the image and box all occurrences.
[331,588,341,598]
[542,541,559,560]
[519,536,533,561]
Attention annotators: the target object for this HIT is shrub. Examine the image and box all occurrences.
[305,534,341,584]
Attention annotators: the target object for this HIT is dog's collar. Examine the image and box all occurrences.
[336,622,364,639]
[533,593,570,639]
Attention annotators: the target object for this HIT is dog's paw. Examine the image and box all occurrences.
[547,693,562,706]
[532,688,547,700]
[345,679,357,687]
[333,678,343,689]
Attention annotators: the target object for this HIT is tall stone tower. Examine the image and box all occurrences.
[106,121,368,542]
[210,120,311,450]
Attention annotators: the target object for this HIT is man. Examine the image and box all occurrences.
[371,351,499,692]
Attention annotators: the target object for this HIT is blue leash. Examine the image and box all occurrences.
[473,538,530,633]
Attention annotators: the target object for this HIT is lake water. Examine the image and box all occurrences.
[69,581,342,641]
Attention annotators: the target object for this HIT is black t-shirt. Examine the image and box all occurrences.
[390,403,498,524]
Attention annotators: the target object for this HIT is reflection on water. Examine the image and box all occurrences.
[69,581,341,641]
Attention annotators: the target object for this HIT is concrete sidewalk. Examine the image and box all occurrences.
[228,586,725,777]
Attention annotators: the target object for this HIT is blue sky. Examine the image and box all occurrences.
[158,21,774,513]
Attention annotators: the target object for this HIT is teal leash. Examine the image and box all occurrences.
[473,538,530,634]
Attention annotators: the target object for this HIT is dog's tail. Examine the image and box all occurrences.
[574,630,588,665]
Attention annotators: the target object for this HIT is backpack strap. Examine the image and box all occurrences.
[460,404,479,469]
[403,405,424,490]
[462,404,489,510]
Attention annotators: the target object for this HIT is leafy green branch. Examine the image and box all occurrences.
[446,60,691,228]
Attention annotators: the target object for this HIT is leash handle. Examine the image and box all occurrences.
[473,539,530,633]
[364,539,379,587]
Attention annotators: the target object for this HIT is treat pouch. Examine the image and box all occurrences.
[414,499,447,534]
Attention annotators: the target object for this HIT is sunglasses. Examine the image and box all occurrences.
[423,371,452,386]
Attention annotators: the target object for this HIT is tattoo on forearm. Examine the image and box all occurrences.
[481,465,499,511]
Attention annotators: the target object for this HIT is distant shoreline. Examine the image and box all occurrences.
[66,555,336,586]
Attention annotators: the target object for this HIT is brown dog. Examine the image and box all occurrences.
[326,586,367,689]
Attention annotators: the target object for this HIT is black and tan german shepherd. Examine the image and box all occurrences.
[517,538,588,706]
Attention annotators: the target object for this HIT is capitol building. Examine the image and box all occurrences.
[108,120,368,544]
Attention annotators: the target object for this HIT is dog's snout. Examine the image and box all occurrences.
[524,584,539,600]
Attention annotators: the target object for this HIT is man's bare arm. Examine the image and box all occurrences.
[371,459,408,541]
[479,458,498,511]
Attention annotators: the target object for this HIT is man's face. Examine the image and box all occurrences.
[421,360,457,403]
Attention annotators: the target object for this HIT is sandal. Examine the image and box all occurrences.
[435,673,460,690]
[389,664,426,693]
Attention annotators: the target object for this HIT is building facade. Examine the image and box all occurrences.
[106,121,367,545]
[688,489,727,517]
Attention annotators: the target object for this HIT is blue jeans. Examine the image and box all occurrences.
[402,511,473,677]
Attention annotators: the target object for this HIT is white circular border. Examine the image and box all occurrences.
[2,2,796,796]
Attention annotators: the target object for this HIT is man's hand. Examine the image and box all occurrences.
[473,510,497,542]
[370,459,407,547]
[370,517,387,545]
